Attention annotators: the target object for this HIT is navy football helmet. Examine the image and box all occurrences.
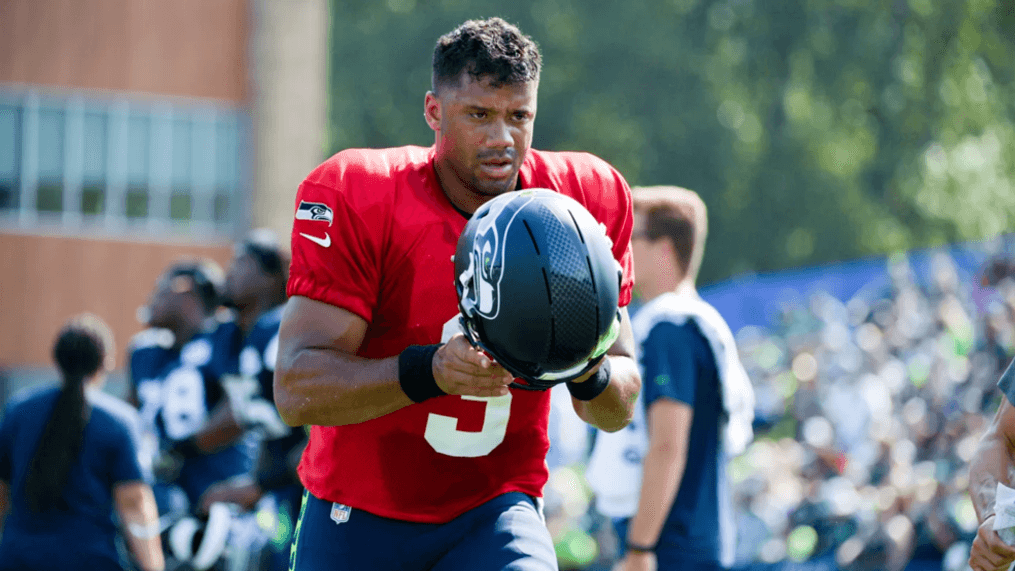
[454,189,622,390]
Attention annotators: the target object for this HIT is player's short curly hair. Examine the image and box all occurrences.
[165,259,224,314]
[432,17,541,93]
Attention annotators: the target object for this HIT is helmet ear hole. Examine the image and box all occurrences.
[453,189,621,388]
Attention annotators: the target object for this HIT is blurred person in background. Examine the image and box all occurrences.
[196,229,307,571]
[125,259,245,518]
[967,360,1015,571]
[146,241,296,569]
[587,186,754,571]
[127,261,223,491]
[0,314,164,571]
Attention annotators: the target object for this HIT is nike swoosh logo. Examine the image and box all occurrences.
[300,232,331,248]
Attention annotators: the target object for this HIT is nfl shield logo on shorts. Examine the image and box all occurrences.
[331,503,351,525]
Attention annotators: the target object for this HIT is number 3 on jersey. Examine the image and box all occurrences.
[424,394,512,457]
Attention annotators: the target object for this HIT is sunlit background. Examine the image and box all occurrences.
[2,1,1015,570]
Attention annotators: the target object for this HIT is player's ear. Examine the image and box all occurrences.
[424,91,441,132]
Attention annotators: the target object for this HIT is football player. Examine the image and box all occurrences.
[126,260,227,515]
[276,17,641,571]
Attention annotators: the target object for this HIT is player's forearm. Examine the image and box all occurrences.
[970,421,1015,522]
[192,403,245,453]
[115,482,165,571]
[275,346,413,426]
[571,356,641,432]
[626,440,687,547]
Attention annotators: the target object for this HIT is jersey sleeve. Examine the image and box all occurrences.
[258,326,280,402]
[287,174,385,323]
[108,414,146,484]
[604,167,635,308]
[576,156,635,307]
[0,402,15,481]
[641,321,701,408]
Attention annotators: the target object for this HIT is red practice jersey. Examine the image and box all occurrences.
[287,145,634,523]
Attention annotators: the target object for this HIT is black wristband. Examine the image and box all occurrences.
[398,344,447,403]
[626,540,656,554]
[566,357,611,401]
[172,436,202,459]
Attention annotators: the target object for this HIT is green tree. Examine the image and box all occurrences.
[327,0,1015,284]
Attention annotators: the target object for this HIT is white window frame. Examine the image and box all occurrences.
[0,85,248,239]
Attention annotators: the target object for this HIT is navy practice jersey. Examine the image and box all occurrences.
[640,320,731,565]
[0,386,147,571]
[154,320,258,507]
[127,328,178,433]
[999,360,1015,405]
[229,305,306,491]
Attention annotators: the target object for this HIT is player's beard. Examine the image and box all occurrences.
[470,172,518,197]
[472,149,520,196]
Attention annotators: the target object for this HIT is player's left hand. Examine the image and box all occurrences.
[613,551,656,571]
[432,334,515,397]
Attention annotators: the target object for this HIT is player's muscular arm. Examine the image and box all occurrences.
[570,307,641,433]
[968,396,1015,570]
[971,398,1015,520]
[275,296,513,427]
[275,296,405,426]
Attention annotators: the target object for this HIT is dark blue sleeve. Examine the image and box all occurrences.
[106,414,145,484]
[0,403,15,481]
[999,360,1015,406]
[640,321,703,408]
[253,325,280,403]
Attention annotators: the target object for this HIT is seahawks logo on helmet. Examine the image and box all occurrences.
[295,201,334,226]
[457,194,536,320]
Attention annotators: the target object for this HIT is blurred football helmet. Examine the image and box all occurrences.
[454,189,622,389]
[168,502,232,571]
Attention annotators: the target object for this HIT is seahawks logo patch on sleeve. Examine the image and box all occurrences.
[296,201,334,226]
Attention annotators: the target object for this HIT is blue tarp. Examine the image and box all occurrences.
[699,238,1010,334]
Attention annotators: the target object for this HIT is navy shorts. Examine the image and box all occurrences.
[289,490,558,571]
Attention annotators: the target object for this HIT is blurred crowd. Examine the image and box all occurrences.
[6,229,1015,571]
[543,249,1015,571]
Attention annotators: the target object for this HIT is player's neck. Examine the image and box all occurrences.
[171,320,202,349]
[644,275,695,302]
[433,161,478,215]
[432,159,520,217]
[235,300,268,337]
[672,279,697,298]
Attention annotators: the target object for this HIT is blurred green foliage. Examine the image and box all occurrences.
[327,0,1015,284]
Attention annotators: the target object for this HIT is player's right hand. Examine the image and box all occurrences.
[432,334,514,397]
[970,515,1015,571]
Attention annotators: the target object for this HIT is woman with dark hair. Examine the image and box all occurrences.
[0,314,164,571]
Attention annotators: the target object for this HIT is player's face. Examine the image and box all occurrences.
[147,274,195,328]
[223,252,262,308]
[630,211,656,299]
[428,74,537,201]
